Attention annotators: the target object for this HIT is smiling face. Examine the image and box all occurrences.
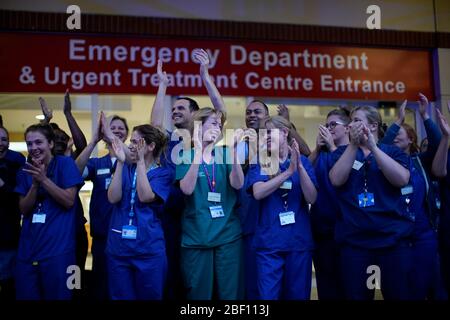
[0,128,9,159]
[246,101,268,129]
[260,122,288,155]
[202,114,223,144]
[110,119,128,142]
[172,99,193,128]
[26,130,53,165]
[326,115,348,145]
[393,126,412,153]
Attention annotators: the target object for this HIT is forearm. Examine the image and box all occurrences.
[229,161,244,190]
[136,162,156,203]
[19,184,39,215]
[298,166,317,204]
[329,144,358,186]
[380,123,400,145]
[372,146,410,187]
[65,111,87,157]
[201,67,226,114]
[150,83,167,128]
[107,161,123,204]
[432,136,449,178]
[180,163,200,195]
[40,178,77,209]
[253,170,291,200]
[75,141,96,173]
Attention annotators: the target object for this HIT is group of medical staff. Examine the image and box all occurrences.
[0,49,450,301]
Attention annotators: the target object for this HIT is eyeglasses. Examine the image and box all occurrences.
[325,121,345,130]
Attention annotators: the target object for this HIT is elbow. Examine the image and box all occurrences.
[107,192,121,204]
[138,192,156,203]
[432,167,447,178]
[329,171,344,187]
[307,191,318,205]
[180,182,194,196]
[252,188,264,201]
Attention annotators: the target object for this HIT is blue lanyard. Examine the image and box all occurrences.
[128,163,158,225]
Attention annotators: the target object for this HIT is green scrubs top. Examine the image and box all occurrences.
[176,146,242,248]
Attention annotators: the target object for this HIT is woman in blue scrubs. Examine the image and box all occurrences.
[432,104,450,297]
[106,124,172,300]
[309,109,350,300]
[381,97,446,300]
[329,105,414,300]
[76,113,129,300]
[14,124,84,300]
[247,115,317,300]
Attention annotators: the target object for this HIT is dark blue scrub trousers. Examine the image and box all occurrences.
[15,252,75,300]
[313,236,345,300]
[410,231,448,300]
[90,237,109,300]
[340,243,412,300]
[439,242,450,297]
[107,253,167,300]
[256,250,312,300]
[243,233,258,300]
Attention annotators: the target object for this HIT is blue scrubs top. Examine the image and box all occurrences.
[310,146,347,238]
[160,130,185,215]
[106,162,173,257]
[409,161,433,240]
[85,154,116,239]
[247,155,317,251]
[14,155,84,261]
[439,150,450,247]
[331,144,414,249]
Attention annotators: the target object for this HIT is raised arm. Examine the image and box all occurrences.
[364,125,410,187]
[252,152,296,200]
[278,104,311,156]
[38,97,53,124]
[18,181,39,216]
[135,138,157,203]
[229,130,244,189]
[293,141,317,204]
[75,111,103,174]
[193,49,226,114]
[432,107,450,178]
[150,59,170,129]
[107,138,125,204]
[64,90,87,158]
[329,123,362,187]
[381,100,406,145]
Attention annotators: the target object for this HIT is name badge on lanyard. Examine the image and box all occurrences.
[32,213,46,223]
[122,170,138,240]
[208,192,221,202]
[358,192,375,207]
[209,205,225,218]
[202,161,222,203]
[279,211,295,225]
[97,168,110,175]
[280,180,292,190]
[352,160,364,171]
[401,185,413,195]
[122,225,137,239]
[32,203,46,223]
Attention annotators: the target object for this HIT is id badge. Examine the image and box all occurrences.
[401,185,413,195]
[352,160,364,171]
[207,192,221,203]
[280,180,292,190]
[122,225,137,240]
[32,213,46,224]
[97,168,110,175]
[358,193,375,208]
[105,177,112,190]
[209,205,225,218]
[279,211,295,226]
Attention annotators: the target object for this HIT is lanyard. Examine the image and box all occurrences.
[201,161,216,193]
[362,159,371,194]
[128,163,158,225]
